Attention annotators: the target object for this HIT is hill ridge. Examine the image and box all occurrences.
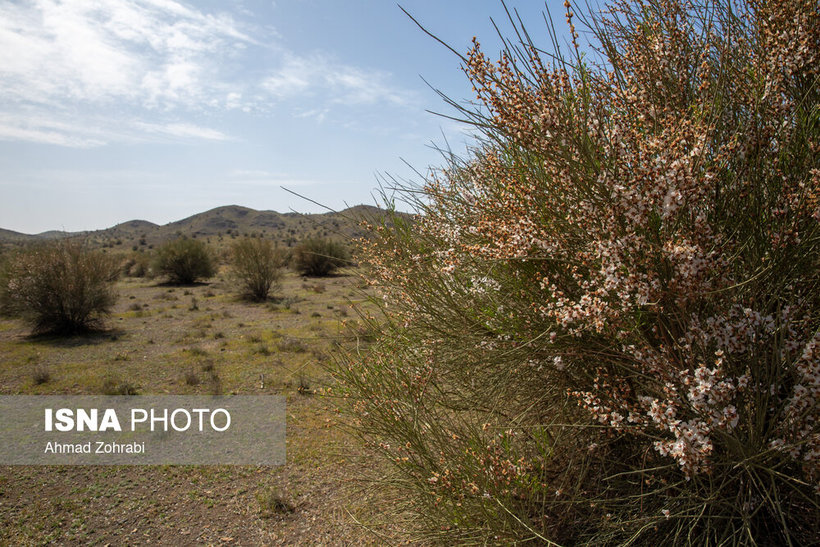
[0,204,395,250]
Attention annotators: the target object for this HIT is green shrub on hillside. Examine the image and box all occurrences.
[336,1,820,544]
[153,238,215,284]
[231,237,288,301]
[0,239,120,334]
[293,238,349,277]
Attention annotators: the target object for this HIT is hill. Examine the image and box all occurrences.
[0,205,404,252]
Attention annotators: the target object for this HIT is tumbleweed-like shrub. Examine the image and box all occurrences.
[335,0,819,544]
[0,239,120,334]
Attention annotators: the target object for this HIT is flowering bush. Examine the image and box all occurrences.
[336,0,819,543]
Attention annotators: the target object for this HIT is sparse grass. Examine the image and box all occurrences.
[0,268,376,543]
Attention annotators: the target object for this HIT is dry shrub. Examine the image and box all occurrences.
[153,237,215,284]
[293,238,349,276]
[336,1,820,544]
[230,237,287,301]
[122,252,152,278]
[0,239,120,334]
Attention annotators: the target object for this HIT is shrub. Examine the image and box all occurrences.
[230,237,287,301]
[122,252,152,278]
[0,240,120,334]
[153,237,215,284]
[293,238,349,276]
[336,1,819,545]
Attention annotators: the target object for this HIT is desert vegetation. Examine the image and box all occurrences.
[0,239,120,334]
[293,238,350,277]
[153,237,216,284]
[230,237,288,301]
[0,258,375,543]
[336,0,820,544]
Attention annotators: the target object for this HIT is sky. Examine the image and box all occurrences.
[0,0,576,234]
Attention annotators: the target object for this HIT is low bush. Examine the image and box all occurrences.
[0,239,120,334]
[122,252,152,278]
[153,238,215,284]
[230,237,287,301]
[293,238,349,277]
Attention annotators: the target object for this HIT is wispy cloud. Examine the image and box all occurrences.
[261,53,413,107]
[0,0,416,147]
[0,0,252,145]
[135,121,229,141]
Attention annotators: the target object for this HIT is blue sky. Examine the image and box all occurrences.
[0,0,574,234]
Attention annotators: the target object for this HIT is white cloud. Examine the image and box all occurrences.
[0,0,251,145]
[0,0,416,147]
[134,121,229,141]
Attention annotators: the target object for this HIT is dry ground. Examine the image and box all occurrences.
[0,269,396,545]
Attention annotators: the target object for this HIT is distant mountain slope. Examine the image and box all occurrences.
[0,228,36,243]
[0,205,407,252]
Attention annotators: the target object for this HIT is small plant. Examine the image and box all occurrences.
[296,374,312,396]
[302,282,326,294]
[256,344,271,356]
[230,237,287,301]
[101,377,139,396]
[31,364,51,385]
[293,238,349,277]
[207,370,222,396]
[153,237,215,284]
[256,487,294,516]
[187,346,208,357]
[183,369,200,386]
[0,239,120,334]
[277,337,306,353]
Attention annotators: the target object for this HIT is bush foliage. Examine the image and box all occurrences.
[293,238,349,277]
[153,238,215,284]
[337,1,819,544]
[230,237,287,301]
[0,239,120,334]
